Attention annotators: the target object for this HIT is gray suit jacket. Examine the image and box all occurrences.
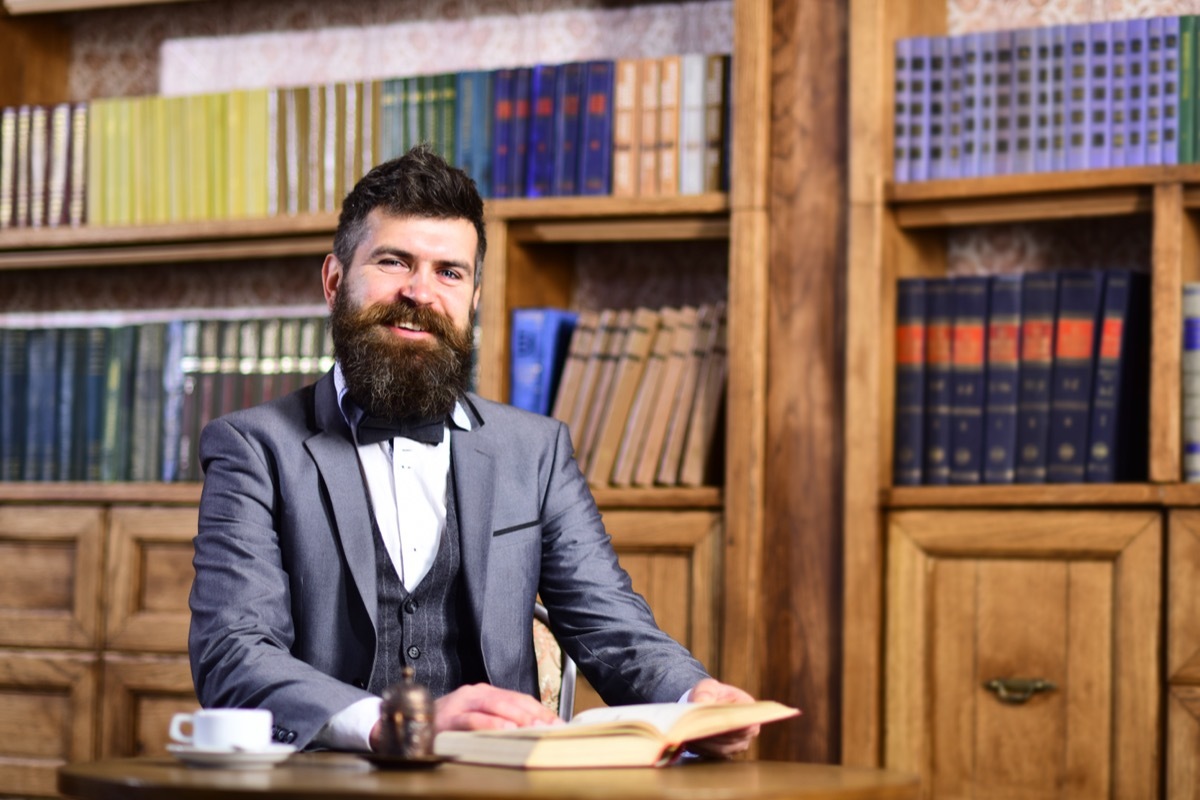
[188,371,709,748]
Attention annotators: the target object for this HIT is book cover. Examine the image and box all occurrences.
[892,278,926,486]
[579,60,615,196]
[922,277,954,485]
[491,68,515,199]
[1046,269,1105,483]
[612,307,677,487]
[14,105,30,227]
[1085,271,1149,482]
[510,307,579,416]
[236,319,264,412]
[981,274,1022,484]
[948,276,990,484]
[436,72,457,163]
[55,328,84,481]
[1011,27,1035,174]
[79,326,109,482]
[255,317,283,405]
[638,58,662,195]
[1014,271,1059,483]
[578,308,630,474]
[216,319,243,422]
[925,37,948,180]
[1180,16,1194,164]
[1049,24,1068,172]
[552,62,584,196]
[550,308,598,428]
[657,304,717,486]
[0,106,16,228]
[587,307,660,485]
[679,303,727,487]
[961,32,984,177]
[508,67,533,199]
[46,102,70,226]
[1065,22,1092,170]
[611,58,641,197]
[992,29,1014,175]
[632,305,697,487]
[1126,18,1148,168]
[22,327,58,481]
[657,54,681,195]
[129,322,166,483]
[1146,16,1165,165]
[1108,20,1129,169]
[678,53,706,194]
[160,319,187,483]
[100,325,138,482]
[1163,15,1180,165]
[978,31,997,176]
[908,36,933,181]
[379,76,404,162]
[434,700,799,770]
[1087,20,1112,170]
[455,71,493,197]
[1033,26,1056,173]
[526,64,559,198]
[946,35,965,179]
[0,328,27,481]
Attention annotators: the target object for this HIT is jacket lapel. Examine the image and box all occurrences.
[451,398,495,644]
[304,372,379,630]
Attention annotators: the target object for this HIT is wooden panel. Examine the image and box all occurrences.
[1169,685,1200,800]
[886,510,1161,798]
[1170,511,1200,682]
[0,505,104,648]
[1150,183,1192,482]
[99,654,197,759]
[105,506,199,653]
[0,650,98,797]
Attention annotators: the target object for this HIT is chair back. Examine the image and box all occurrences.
[533,602,576,722]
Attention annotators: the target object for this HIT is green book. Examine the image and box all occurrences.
[1181,15,1195,163]
[99,325,137,482]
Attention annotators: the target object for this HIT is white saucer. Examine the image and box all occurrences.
[167,743,296,770]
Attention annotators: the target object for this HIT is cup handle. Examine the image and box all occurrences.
[168,713,194,744]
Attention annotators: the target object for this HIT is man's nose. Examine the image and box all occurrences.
[400,267,434,304]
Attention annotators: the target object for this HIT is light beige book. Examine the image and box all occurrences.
[586,307,660,486]
[46,102,70,227]
[657,54,681,196]
[550,308,598,428]
[632,305,697,487]
[611,307,677,487]
[27,103,47,228]
[679,303,727,486]
[68,102,88,226]
[637,57,662,196]
[611,58,641,197]
[0,106,18,228]
[564,308,616,454]
[434,700,799,770]
[577,308,631,474]
[15,104,31,227]
[678,52,706,195]
[656,303,716,485]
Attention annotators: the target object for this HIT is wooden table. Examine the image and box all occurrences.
[59,754,919,800]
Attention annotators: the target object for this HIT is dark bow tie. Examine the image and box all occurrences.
[356,414,446,446]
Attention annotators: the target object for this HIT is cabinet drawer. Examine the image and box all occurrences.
[886,509,1160,799]
[100,654,197,758]
[1168,511,1200,800]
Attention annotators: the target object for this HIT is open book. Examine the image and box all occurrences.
[432,700,799,769]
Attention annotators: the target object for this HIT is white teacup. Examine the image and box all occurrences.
[169,708,273,751]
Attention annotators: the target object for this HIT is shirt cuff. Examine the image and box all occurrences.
[313,696,381,752]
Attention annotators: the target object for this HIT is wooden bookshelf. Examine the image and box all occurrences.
[3,0,193,12]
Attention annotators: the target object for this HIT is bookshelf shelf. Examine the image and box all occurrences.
[3,0,192,12]
[885,484,1163,509]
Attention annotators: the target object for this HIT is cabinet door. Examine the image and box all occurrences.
[0,506,103,648]
[0,650,98,797]
[886,510,1160,799]
[1169,511,1200,800]
[105,506,199,652]
[100,654,197,758]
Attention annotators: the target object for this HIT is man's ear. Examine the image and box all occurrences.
[472,283,482,312]
[321,254,343,309]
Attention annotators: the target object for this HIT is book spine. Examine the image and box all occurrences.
[1127,18,1148,167]
[1085,271,1149,482]
[927,37,948,180]
[0,328,27,481]
[982,274,1022,484]
[1033,26,1055,172]
[1015,271,1059,483]
[160,319,186,482]
[1163,16,1181,165]
[1046,270,1105,483]
[909,37,932,181]
[922,277,954,485]
[1185,283,1200,482]
[491,69,514,199]
[893,38,911,182]
[1146,17,1165,165]
[1050,24,1068,171]
[129,322,166,483]
[611,58,641,197]
[1088,20,1112,170]
[1109,20,1128,168]
[473,71,495,198]
[1065,22,1091,170]
[100,325,137,482]
[1012,27,1034,175]
[892,278,926,486]
[46,102,69,227]
[454,73,474,178]
[552,62,584,196]
[0,106,16,229]
[80,326,108,482]
[945,35,964,180]
[961,32,983,177]
[702,53,729,191]
[638,58,662,195]
[15,105,30,227]
[992,29,1014,175]
[658,55,681,195]
[22,327,57,480]
[579,60,615,196]
[526,64,559,198]
[949,276,989,484]
[979,31,997,176]
[511,308,550,414]
[438,72,456,164]
[678,53,706,194]
[55,328,82,481]
[508,67,533,199]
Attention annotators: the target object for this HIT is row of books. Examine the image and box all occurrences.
[0,313,332,483]
[1,52,731,230]
[892,269,1149,485]
[510,302,726,488]
[894,16,1190,182]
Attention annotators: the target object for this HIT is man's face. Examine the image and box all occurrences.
[322,210,482,421]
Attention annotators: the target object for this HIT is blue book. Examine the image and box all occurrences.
[1127,18,1149,167]
[893,278,926,485]
[469,70,495,198]
[928,36,949,180]
[1049,24,1068,171]
[961,32,985,177]
[552,62,585,195]
[945,34,966,179]
[1088,21,1113,169]
[510,308,580,416]
[378,77,405,162]
[982,275,1022,484]
[1015,272,1059,483]
[992,29,1014,175]
[508,66,533,199]
[1046,270,1105,483]
[949,276,990,484]
[893,37,913,183]
[1163,16,1180,165]
[1086,271,1149,482]
[978,30,997,176]
[80,326,109,482]
[922,278,954,484]
[160,320,186,483]
[1108,19,1128,168]
[1012,27,1035,174]
[23,327,60,481]
[55,328,84,481]
[0,328,27,481]
[578,60,615,195]
[100,325,138,482]
[1065,22,1092,170]
[1033,25,1056,172]
[490,68,515,199]
[525,64,558,198]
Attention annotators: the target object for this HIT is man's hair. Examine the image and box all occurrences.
[333,143,487,282]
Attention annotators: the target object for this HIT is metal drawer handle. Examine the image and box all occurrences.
[983,678,1057,705]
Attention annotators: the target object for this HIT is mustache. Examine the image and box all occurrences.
[356,300,458,340]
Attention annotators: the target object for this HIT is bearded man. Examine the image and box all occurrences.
[188,144,759,756]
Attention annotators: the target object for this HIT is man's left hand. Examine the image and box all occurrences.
[684,678,760,758]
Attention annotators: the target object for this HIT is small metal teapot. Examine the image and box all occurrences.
[378,667,434,758]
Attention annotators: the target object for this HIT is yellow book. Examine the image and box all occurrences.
[208,92,229,220]
[577,308,630,473]
[165,95,187,223]
[655,303,715,485]
[145,95,168,224]
[86,99,106,226]
[244,87,270,218]
[434,701,799,770]
[227,89,247,219]
[679,302,727,486]
[16,105,31,227]
[549,308,599,428]
[127,96,145,224]
[109,98,129,226]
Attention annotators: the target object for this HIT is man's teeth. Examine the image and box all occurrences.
[396,321,425,331]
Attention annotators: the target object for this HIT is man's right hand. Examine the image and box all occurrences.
[369,683,561,751]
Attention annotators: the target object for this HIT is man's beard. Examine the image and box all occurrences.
[330,291,475,422]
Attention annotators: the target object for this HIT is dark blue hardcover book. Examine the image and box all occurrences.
[378,77,404,162]
[892,278,926,485]
[922,277,954,484]
[1015,271,1059,483]
[552,62,585,195]
[23,327,60,481]
[508,66,533,199]
[80,326,109,482]
[490,68,514,199]
[1046,269,1105,483]
[454,72,477,178]
[525,64,558,198]
[949,276,990,484]
[55,328,84,481]
[579,60,615,195]
[0,328,28,481]
[1085,271,1149,482]
[510,308,579,416]
[455,70,493,198]
[982,274,1022,483]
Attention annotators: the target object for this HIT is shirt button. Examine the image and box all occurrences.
[404,599,418,614]
[407,645,421,659]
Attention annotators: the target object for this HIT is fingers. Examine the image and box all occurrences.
[689,678,756,705]
[686,725,759,758]
[435,684,563,732]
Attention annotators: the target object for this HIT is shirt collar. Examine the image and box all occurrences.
[333,361,472,438]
